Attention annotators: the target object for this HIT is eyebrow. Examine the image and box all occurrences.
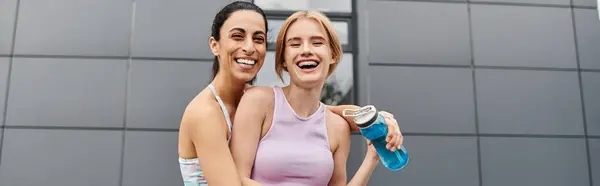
[286,36,327,43]
[229,27,266,36]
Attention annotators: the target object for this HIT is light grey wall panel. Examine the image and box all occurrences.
[0,0,17,55]
[0,57,10,126]
[126,60,211,129]
[0,129,123,186]
[369,66,476,134]
[122,131,182,186]
[573,0,597,6]
[6,58,127,127]
[367,1,471,65]
[471,0,569,5]
[131,0,219,59]
[476,69,584,135]
[13,0,132,56]
[369,136,479,186]
[480,137,589,186]
[471,5,577,68]
[590,139,600,186]
[575,9,600,70]
[583,72,600,136]
[0,58,8,125]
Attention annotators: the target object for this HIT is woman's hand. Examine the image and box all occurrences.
[364,139,380,163]
[379,111,403,152]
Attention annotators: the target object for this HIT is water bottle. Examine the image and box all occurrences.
[343,105,409,171]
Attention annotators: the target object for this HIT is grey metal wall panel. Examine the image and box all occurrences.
[573,0,597,6]
[368,136,479,186]
[0,0,17,55]
[575,9,600,70]
[122,131,183,186]
[367,1,471,65]
[5,58,127,127]
[131,0,219,59]
[471,5,577,68]
[0,58,8,125]
[369,66,476,134]
[0,129,123,186]
[590,139,600,186]
[582,72,600,136]
[471,0,569,5]
[126,60,211,129]
[480,137,589,186]
[13,0,132,56]
[476,69,584,135]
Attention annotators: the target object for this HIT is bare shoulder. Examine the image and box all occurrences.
[326,109,351,134]
[180,90,224,131]
[240,86,274,104]
[325,109,351,152]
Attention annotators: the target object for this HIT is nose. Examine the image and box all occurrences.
[301,42,312,56]
[242,38,255,55]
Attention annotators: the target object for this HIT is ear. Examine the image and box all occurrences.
[209,37,219,56]
[330,57,338,65]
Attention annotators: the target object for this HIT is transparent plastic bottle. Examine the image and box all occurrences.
[344,105,409,171]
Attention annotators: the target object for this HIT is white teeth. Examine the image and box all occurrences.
[236,59,255,65]
[298,61,318,67]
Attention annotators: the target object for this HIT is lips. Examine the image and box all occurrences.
[235,58,256,70]
[235,58,256,65]
[296,59,319,69]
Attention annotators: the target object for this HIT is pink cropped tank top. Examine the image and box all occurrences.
[251,87,335,186]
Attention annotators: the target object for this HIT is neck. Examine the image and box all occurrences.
[282,81,325,118]
[210,73,246,107]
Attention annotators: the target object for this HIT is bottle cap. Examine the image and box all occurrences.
[342,105,378,128]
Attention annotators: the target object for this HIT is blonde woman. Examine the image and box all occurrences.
[230,10,397,186]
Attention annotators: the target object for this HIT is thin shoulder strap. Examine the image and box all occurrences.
[208,84,233,141]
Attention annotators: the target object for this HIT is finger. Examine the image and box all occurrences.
[379,111,395,118]
[397,136,404,149]
[389,132,399,151]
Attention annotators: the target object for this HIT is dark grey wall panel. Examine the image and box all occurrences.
[575,9,600,70]
[131,0,219,59]
[583,72,600,136]
[590,139,600,186]
[0,58,9,125]
[476,69,584,135]
[573,0,597,6]
[471,0,569,5]
[471,5,577,68]
[0,129,123,186]
[0,0,17,55]
[13,0,132,56]
[126,60,211,129]
[346,135,367,183]
[5,58,127,127]
[122,131,182,186]
[480,137,589,186]
[369,66,476,134]
[369,136,479,186]
[367,1,471,65]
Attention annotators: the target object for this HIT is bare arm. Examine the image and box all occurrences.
[328,113,378,186]
[326,105,360,132]
[346,141,379,186]
[327,114,351,186]
[184,106,242,186]
[230,87,272,185]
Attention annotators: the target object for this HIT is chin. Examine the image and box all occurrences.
[292,75,327,88]
[232,72,257,83]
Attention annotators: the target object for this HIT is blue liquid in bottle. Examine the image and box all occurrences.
[350,106,409,171]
